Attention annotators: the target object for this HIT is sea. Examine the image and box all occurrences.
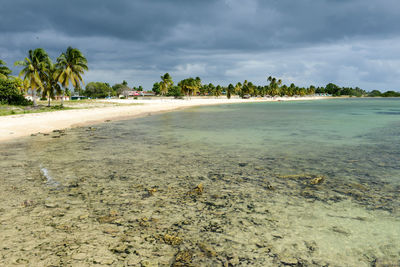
[0,98,399,266]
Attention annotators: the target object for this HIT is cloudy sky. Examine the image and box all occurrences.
[1,0,400,91]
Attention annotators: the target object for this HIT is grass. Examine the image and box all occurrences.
[0,104,73,116]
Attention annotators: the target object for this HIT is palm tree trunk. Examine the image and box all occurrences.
[33,89,37,107]
[61,89,64,107]
[47,91,51,107]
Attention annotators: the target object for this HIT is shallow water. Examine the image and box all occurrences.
[0,98,399,266]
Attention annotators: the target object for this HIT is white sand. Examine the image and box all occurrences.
[0,96,330,142]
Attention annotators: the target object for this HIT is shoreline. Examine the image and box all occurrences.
[0,96,332,143]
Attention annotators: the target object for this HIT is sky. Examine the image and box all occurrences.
[1,0,400,91]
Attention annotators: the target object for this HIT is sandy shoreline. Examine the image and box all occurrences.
[0,96,331,142]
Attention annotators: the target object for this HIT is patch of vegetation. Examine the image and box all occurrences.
[0,104,72,116]
[0,78,32,105]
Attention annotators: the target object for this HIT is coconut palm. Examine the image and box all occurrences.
[159,73,173,96]
[55,47,88,106]
[14,48,50,106]
[178,77,201,98]
[267,76,282,96]
[0,59,12,79]
[227,84,234,99]
[42,62,61,106]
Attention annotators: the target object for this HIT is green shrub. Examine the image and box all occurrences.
[0,79,32,105]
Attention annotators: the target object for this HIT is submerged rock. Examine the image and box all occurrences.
[187,183,204,196]
[162,233,183,246]
[173,250,193,267]
[310,176,325,185]
[198,242,217,257]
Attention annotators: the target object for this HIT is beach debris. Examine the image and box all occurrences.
[173,250,193,266]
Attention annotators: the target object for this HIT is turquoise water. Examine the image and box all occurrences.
[0,98,399,266]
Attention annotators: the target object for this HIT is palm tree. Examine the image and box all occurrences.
[227,84,234,99]
[15,48,50,106]
[178,77,201,98]
[42,62,62,106]
[159,73,173,96]
[0,59,12,79]
[267,76,282,96]
[55,47,88,106]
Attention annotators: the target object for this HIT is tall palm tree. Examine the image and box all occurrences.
[15,48,50,106]
[267,76,282,96]
[227,84,234,99]
[0,59,12,79]
[55,47,88,106]
[42,62,62,107]
[159,73,173,96]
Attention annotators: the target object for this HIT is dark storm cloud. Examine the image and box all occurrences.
[1,0,400,90]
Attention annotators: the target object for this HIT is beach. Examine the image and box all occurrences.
[0,98,399,266]
[0,96,330,142]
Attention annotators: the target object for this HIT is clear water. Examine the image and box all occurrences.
[0,98,399,266]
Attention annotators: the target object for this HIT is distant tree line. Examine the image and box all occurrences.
[2,51,400,106]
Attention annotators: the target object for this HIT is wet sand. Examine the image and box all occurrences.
[0,96,331,142]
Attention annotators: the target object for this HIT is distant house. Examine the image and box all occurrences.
[120,90,155,98]
[24,95,34,101]
[141,91,155,96]
[54,95,70,101]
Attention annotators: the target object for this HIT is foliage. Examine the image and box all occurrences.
[159,73,174,95]
[0,59,12,79]
[178,77,201,97]
[152,82,160,95]
[0,78,32,105]
[113,82,130,96]
[368,90,382,97]
[226,84,234,99]
[14,48,50,106]
[315,84,366,97]
[381,91,400,97]
[42,61,62,106]
[166,85,183,98]
[55,46,88,106]
[84,82,113,98]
